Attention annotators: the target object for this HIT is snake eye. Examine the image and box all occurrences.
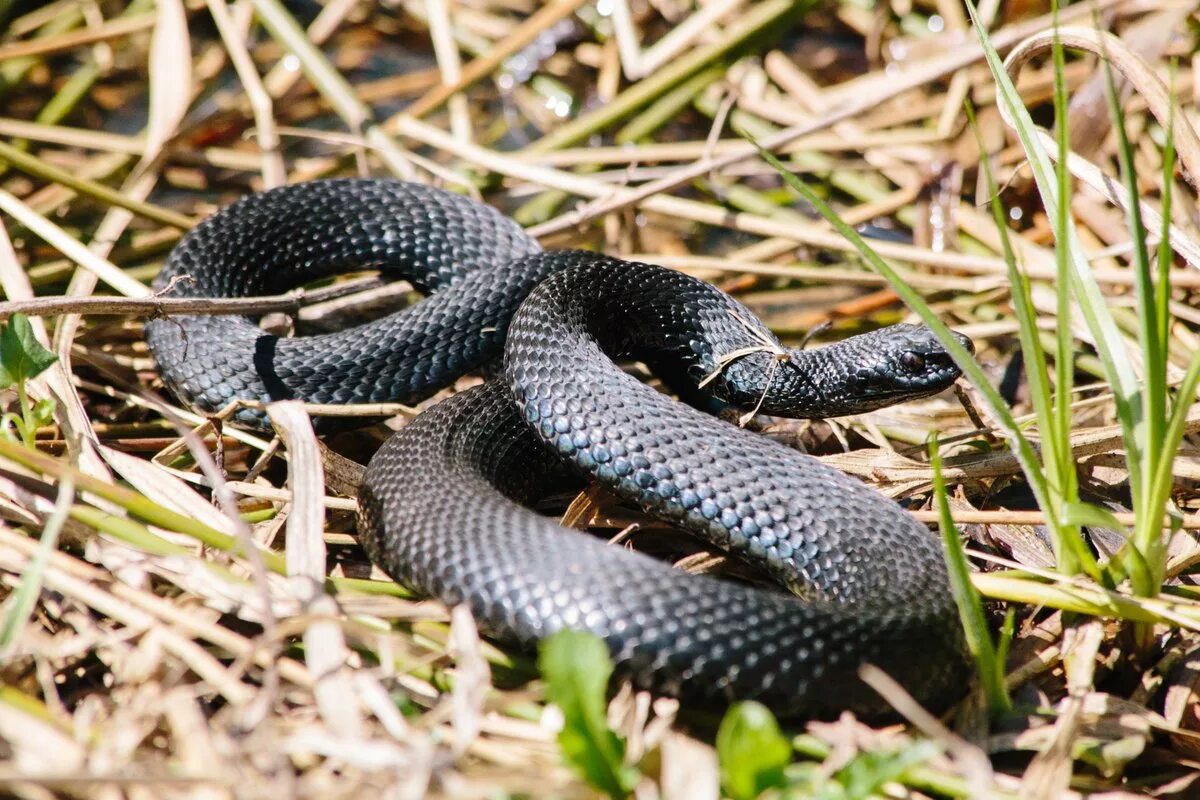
[899,351,925,371]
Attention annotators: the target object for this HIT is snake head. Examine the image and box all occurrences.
[743,323,974,419]
[854,322,972,394]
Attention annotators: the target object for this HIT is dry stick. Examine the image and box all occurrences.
[608,0,643,78]
[261,0,359,97]
[516,129,945,166]
[826,404,1200,485]
[226,481,357,512]
[1,292,323,320]
[635,254,989,291]
[425,0,471,143]
[237,398,419,419]
[0,189,149,298]
[267,400,365,740]
[0,273,392,320]
[397,0,587,120]
[999,28,1200,267]
[630,0,743,80]
[0,118,145,154]
[392,114,1078,278]
[525,0,1130,238]
[1005,26,1200,189]
[249,0,413,179]
[0,12,155,61]
[0,139,195,230]
[8,0,81,36]
[907,508,1200,529]
[206,0,285,187]
[0,118,261,171]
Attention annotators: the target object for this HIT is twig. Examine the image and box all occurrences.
[0,189,150,298]
[424,0,471,143]
[0,13,156,61]
[249,0,413,179]
[397,0,587,120]
[908,508,1200,529]
[0,139,195,230]
[0,277,391,320]
[206,0,285,187]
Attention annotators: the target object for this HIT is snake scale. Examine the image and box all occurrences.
[146,178,972,717]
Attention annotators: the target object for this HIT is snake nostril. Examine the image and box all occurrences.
[955,332,976,355]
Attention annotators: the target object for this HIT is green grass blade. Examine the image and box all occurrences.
[967,100,1086,574]
[1097,22,1161,490]
[1049,7,1079,516]
[1148,351,1200,568]
[0,475,73,654]
[931,435,1010,713]
[966,102,1054,440]
[1156,68,1177,362]
[962,0,1143,507]
[751,143,1101,582]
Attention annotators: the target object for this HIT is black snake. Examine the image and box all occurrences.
[146,178,972,717]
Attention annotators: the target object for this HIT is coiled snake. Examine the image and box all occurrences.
[147,179,971,717]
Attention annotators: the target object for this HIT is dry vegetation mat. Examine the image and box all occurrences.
[0,0,1198,797]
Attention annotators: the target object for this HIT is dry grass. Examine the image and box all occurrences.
[0,0,1198,797]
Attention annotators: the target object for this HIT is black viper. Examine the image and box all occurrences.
[146,178,973,717]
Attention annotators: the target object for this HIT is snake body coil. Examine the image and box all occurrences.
[148,179,971,717]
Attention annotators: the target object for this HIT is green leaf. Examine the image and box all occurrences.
[1063,501,1153,592]
[0,314,57,389]
[717,701,792,800]
[31,397,56,426]
[538,630,639,799]
[1063,501,1128,538]
[836,740,940,799]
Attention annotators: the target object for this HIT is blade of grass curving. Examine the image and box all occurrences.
[1100,27,1160,462]
[1049,5,1079,527]
[966,101,1053,441]
[1098,25,1172,593]
[752,143,1101,582]
[1063,501,1153,591]
[1156,69,1177,364]
[968,100,1086,573]
[931,434,1009,713]
[0,475,73,655]
[1142,74,1191,587]
[1148,351,1200,577]
[970,573,1181,625]
[963,0,1142,509]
